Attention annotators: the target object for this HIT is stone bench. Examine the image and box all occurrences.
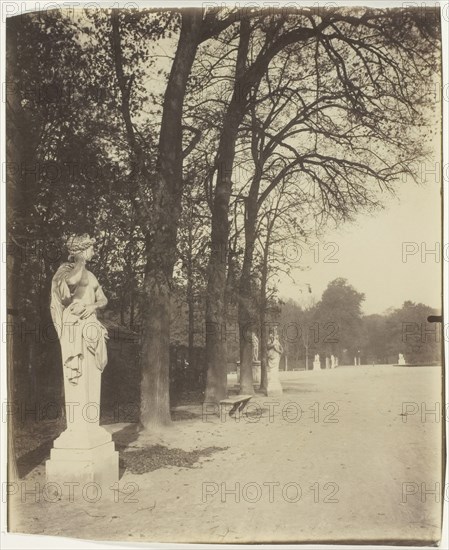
[219,395,253,416]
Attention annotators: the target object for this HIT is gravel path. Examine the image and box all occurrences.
[9,365,443,545]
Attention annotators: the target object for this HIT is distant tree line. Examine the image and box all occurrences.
[278,278,441,368]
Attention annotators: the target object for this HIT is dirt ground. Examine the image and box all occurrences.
[8,365,444,545]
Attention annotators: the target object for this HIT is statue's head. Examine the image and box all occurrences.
[66,234,96,262]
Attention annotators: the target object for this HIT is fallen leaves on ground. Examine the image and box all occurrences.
[121,445,229,474]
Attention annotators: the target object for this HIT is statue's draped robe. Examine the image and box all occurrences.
[267,337,283,370]
[50,263,108,385]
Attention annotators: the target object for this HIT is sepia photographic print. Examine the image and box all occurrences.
[1,0,447,547]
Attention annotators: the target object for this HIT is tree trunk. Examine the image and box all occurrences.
[238,194,259,395]
[120,291,125,326]
[129,287,135,329]
[139,11,203,429]
[204,122,240,403]
[204,103,254,402]
[205,99,252,404]
[259,221,272,393]
[187,240,195,368]
[204,20,252,405]
[204,16,307,402]
[140,267,173,428]
[259,276,268,393]
[259,317,268,392]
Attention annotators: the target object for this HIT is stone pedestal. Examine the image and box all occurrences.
[266,356,282,396]
[236,361,261,387]
[266,368,282,396]
[46,422,119,492]
[46,352,119,492]
[313,359,321,371]
[46,439,118,489]
[252,361,261,385]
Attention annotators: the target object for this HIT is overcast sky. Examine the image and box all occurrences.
[278,169,443,315]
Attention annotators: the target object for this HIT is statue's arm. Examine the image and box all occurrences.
[87,272,107,310]
[52,264,73,307]
[76,275,107,320]
[94,283,108,310]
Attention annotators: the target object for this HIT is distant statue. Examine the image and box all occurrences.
[398,353,406,365]
[313,354,321,371]
[267,328,283,365]
[251,332,259,362]
[50,234,109,443]
[266,327,283,395]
